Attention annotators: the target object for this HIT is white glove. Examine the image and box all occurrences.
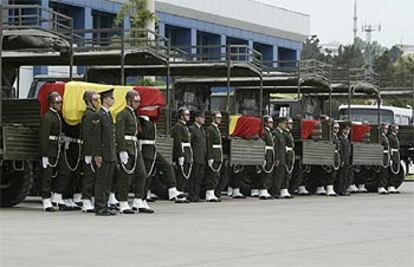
[119,151,129,165]
[85,156,92,165]
[42,157,49,169]
[178,157,185,166]
[208,159,214,167]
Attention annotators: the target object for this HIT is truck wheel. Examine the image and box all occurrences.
[0,161,33,207]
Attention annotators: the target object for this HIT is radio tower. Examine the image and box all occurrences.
[353,0,358,42]
[362,23,381,70]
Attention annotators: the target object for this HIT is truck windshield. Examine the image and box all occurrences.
[338,108,394,124]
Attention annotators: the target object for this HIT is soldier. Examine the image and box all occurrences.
[205,111,225,202]
[378,124,391,194]
[138,114,188,203]
[387,123,401,193]
[188,111,207,202]
[116,90,153,214]
[80,91,100,213]
[256,115,274,200]
[171,107,193,193]
[92,88,118,216]
[39,92,71,211]
[327,121,340,196]
[335,123,351,196]
[282,117,295,199]
[272,117,290,198]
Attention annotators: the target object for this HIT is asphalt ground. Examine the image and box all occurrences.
[1,182,413,267]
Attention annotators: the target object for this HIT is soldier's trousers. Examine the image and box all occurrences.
[117,154,147,201]
[187,163,205,201]
[272,163,287,195]
[289,160,303,192]
[41,153,71,199]
[82,162,96,200]
[175,163,191,192]
[94,161,115,211]
[143,152,176,199]
[378,167,389,188]
[205,162,221,191]
[255,165,272,190]
[348,165,354,186]
[335,164,349,195]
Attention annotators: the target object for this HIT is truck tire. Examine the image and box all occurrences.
[0,161,33,207]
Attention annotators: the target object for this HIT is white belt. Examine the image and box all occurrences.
[49,135,59,141]
[286,146,293,152]
[390,148,399,153]
[139,139,156,145]
[212,144,222,149]
[125,136,138,141]
[265,146,274,151]
[383,150,389,153]
[182,142,191,149]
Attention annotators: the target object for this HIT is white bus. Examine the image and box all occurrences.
[338,105,413,125]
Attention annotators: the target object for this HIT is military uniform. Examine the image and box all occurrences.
[171,121,193,192]
[81,106,96,201]
[378,133,390,189]
[61,122,82,209]
[138,116,180,200]
[272,127,286,197]
[335,132,351,195]
[257,126,274,192]
[387,132,401,188]
[188,123,207,201]
[115,107,147,202]
[283,129,295,190]
[39,108,70,201]
[92,107,117,213]
[205,123,223,193]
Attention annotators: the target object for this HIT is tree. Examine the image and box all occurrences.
[333,44,364,68]
[300,35,332,62]
[114,0,156,46]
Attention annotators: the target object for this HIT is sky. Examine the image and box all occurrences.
[256,0,413,48]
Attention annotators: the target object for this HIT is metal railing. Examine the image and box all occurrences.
[330,67,380,86]
[2,4,73,41]
[169,44,263,69]
[72,27,169,59]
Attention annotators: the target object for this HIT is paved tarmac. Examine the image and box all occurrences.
[1,183,413,267]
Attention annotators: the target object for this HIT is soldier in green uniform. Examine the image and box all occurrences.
[378,124,391,194]
[81,91,100,213]
[272,117,289,198]
[188,111,207,202]
[282,117,295,199]
[327,121,341,196]
[138,114,189,203]
[116,90,153,214]
[171,107,193,193]
[92,88,118,216]
[387,124,401,193]
[39,92,71,211]
[205,111,224,202]
[335,123,351,196]
[256,115,274,200]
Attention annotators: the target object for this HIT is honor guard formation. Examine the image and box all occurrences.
[35,89,407,216]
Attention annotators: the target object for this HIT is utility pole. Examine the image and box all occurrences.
[362,23,381,70]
